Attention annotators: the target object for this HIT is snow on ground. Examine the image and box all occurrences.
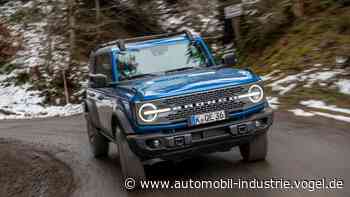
[303,70,341,88]
[279,83,297,95]
[288,109,315,117]
[150,0,222,35]
[267,74,300,95]
[336,79,350,95]
[266,68,343,95]
[0,0,80,120]
[0,79,82,120]
[0,104,82,120]
[289,108,350,123]
[311,111,350,123]
[300,100,350,115]
[0,1,22,18]
[264,63,350,123]
[261,70,281,81]
[0,0,69,71]
[267,96,279,109]
[290,100,350,123]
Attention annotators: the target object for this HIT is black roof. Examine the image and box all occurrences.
[94,31,194,52]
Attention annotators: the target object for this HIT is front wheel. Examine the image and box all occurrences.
[116,125,145,181]
[239,132,268,162]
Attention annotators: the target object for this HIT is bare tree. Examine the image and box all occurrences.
[64,0,77,104]
[67,0,76,64]
[95,0,101,41]
[298,0,304,17]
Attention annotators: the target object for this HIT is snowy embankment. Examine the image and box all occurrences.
[0,75,82,120]
[0,0,82,120]
[263,63,350,123]
[289,100,350,123]
[0,86,82,120]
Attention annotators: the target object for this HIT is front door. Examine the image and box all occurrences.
[93,52,115,137]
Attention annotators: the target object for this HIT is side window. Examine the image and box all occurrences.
[95,53,113,82]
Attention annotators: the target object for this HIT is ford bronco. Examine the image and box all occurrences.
[84,31,273,180]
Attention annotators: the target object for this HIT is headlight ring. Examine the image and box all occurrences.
[138,103,158,122]
[248,84,264,103]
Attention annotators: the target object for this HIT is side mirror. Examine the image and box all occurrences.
[222,53,237,66]
[89,73,107,88]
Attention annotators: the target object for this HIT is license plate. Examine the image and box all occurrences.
[189,110,226,126]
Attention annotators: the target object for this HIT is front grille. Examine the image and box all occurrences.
[162,86,247,122]
[167,101,245,121]
[163,86,244,106]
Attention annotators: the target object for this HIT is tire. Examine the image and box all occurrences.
[86,114,109,158]
[239,132,268,162]
[116,125,145,181]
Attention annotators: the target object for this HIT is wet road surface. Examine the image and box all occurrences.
[0,112,349,197]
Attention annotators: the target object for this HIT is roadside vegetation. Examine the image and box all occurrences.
[242,0,350,72]
[231,0,350,117]
[0,0,349,120]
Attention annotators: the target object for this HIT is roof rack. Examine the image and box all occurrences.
[96,30,194,51]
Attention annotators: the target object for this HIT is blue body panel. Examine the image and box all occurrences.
[118,67,259,101]
[111,50,118,81]
[135,102,266,133]
[102,34,263,133]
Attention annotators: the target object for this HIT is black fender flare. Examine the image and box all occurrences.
[83,99,101,129]
[112,108,135,137]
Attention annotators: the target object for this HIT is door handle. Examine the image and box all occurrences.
[97,95,104,100]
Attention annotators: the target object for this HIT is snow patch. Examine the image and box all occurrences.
[267,96,279,109]
[268,74,300,95]
[303,71,341,88]
[0,80,82,120]
[301,100,350,115]
[152,0,222,35]
[289,108,350,123]
[0,0,83,120]
[336,79,350,95]
[279,83,297,96]
[261,70,280,81]
[0,0,69,79]
[0,104,82,120]
[289,109,315,117]
[267,69,343,95]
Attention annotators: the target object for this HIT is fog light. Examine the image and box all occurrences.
[255,120,263,127]
[150,139,161,148]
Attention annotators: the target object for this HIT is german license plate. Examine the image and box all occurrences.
[189,110,226,126]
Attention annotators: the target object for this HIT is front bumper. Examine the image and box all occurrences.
[127,107,273,160]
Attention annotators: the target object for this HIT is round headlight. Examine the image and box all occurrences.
[138,103,158,122]
[248,84,264,103]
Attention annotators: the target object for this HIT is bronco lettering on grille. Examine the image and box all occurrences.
[171,96,239,111]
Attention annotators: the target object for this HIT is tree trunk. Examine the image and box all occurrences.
[64,0,76,104]
[67,0,76,64]
[299,0,304,17]
[231,17,241,43]
[95,0,101,41]
[62,70,70,105]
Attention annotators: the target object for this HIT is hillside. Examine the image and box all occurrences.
[0,0,349,121]
[0,0,224,119]
[243,1,350,120]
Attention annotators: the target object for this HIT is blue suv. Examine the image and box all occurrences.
[84,31,273,180]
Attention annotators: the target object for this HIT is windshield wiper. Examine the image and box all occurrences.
[165,66,195,74]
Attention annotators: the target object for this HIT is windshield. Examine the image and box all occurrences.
[117,40,208,80]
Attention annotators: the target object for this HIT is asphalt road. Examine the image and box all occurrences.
[0,112,349,197]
